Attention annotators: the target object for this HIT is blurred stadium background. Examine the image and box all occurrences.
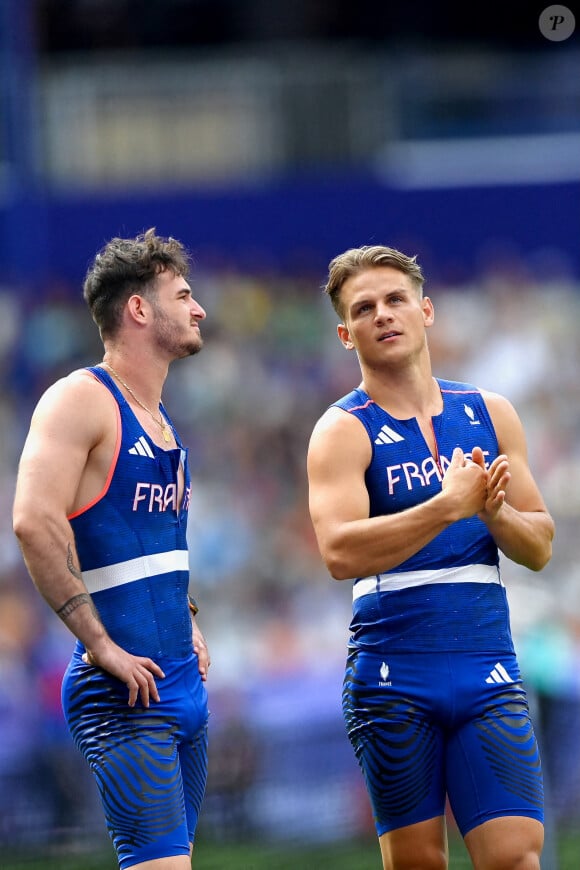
[1,1,579,867]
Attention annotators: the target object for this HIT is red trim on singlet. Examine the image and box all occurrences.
[347,398,376,412]
[67,375,122,520]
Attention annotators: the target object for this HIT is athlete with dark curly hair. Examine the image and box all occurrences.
[14,228,210,870]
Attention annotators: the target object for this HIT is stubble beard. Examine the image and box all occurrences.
[152,307,204,359]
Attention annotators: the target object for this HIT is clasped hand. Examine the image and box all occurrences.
[443,446,510,522]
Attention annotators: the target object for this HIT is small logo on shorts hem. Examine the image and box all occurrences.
[379,661,392,686]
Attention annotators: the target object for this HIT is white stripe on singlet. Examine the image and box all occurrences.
[82,549,189,594]
[352,563,501,602]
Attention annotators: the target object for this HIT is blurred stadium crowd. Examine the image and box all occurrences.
[0,248,579,852]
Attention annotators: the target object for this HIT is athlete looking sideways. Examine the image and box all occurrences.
[14,228,210,870]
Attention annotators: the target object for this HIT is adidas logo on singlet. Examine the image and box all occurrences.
[374,425,405,445]
[485,662,514,684]
[129,436,155,458]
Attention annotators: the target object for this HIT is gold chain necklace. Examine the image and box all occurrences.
[102,362,172,443]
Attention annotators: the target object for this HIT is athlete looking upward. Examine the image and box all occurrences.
[307,245,554,870]
[13,228,210,870]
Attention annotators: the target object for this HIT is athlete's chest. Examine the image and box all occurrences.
[366,400,497,511]
[119,430,190,514]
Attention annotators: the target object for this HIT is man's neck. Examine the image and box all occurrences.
[102,347,169,409]
[360,363,441,420]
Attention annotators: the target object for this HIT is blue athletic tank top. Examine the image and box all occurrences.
[68,366,193,660]
[333,378,515,654]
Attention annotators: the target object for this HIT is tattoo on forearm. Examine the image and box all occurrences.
[67,544,83,580]
[56,592,94,621]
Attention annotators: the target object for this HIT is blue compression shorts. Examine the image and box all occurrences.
[62,651,208,869]
[342,648,543,837]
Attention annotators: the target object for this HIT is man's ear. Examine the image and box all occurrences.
[337,322,355,350]
[422,296,435,328]
[126,294,149,325]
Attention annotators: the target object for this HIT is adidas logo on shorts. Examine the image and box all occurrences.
[485,662,514,684]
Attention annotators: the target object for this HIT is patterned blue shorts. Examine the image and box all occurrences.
[62,651,208,869]
[342,648,543,837]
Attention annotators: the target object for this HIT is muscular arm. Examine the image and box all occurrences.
[13,374,109,620]
[477,391,554,571]
[307,407,489,580]
[13,372,164,706]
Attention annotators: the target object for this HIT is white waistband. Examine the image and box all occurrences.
[353,563,501,601]
[82,549,189,594]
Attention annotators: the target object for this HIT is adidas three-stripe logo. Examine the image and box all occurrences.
[485,662,514,684]
[374,425,405,445]
[129,436,155,458]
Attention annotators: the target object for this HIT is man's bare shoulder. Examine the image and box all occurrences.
[31,368,115,437]
[17,368,117,508]
[310,405,366,440]
[308,406,371,472]
[37,367,107,406]
[479,387,511,408]
[479,388,521,426]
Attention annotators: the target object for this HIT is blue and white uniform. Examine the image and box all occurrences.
[338,379,543,836]
[61,366,208,869]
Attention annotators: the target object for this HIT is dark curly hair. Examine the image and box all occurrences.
[83,227,191,339]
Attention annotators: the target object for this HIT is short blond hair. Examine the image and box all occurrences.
[325,245,425,319]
